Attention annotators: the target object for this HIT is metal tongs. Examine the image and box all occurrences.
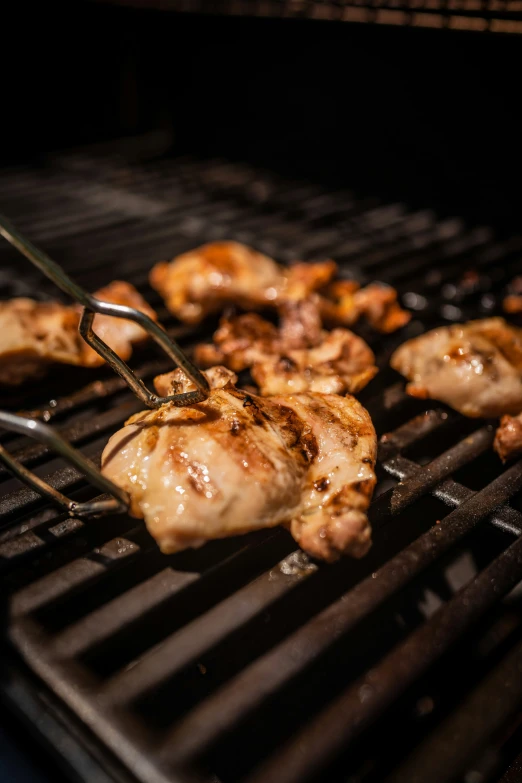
[0,214,210,518]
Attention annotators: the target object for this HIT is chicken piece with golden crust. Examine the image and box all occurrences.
[320,281,411,333]
[251,329,378,396]
[494,413,522,462]
[101,366,377,563]
[150,239,410,334]
[391,318,522,418]
[0,300,81,386]
[0,281,157,386]
[194,313,280,373]
[194,312,377,397]
[150,241,338,325]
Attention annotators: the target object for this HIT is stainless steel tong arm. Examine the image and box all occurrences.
[0,214,210,408]
[0,411,129,517]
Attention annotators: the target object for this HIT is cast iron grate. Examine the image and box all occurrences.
[2,145,522,783]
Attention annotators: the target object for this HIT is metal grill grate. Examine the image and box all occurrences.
[2,148,522,783]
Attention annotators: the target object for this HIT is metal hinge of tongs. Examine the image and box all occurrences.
[0,213,210,518]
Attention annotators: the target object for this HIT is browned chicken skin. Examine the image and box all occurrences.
[150,241,410,333]
[391,318,522,418]
[320,281,411,333]
[149,242,335,325]
[194,311,378,396]
[0,281,156,386]
[101,367,377,562]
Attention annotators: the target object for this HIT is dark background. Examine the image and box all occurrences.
[2,0,522,229]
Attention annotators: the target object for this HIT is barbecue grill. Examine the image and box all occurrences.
[2,3,522,782]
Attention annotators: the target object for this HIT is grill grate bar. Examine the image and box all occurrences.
[244,526,522,783]
[10,528,146,615]
[87,545,316,705]
[372,425,495,524]
[154,459,522,768]
[384,633,522,783]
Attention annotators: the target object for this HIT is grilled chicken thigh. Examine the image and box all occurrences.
[0,281,156,386]
[150,240,410,333]
[149,241,336,325]
[101,366,377,562]
[194,312,377,396]
[391,318,522,418]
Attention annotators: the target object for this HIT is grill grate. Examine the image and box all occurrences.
[2,147,522,783]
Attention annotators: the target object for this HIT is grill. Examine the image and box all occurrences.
[2,140,522,783]
[94,0,522,35]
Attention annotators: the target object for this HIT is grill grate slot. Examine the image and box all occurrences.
[2,149,522,783]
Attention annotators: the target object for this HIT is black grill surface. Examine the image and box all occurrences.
[2,144,522,783]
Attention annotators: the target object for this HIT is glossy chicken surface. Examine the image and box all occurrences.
[149,241,336,325]
[0,281,156,385]
[391,318,522,418]
[194,311,377,396]
[101,367,377,562]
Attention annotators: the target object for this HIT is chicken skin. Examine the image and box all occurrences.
[391,318,522,418]
[194,312,377,397]
[0,281,157,386]
[101,367,377,562]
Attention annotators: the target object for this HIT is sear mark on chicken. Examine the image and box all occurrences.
[101,366,377,563]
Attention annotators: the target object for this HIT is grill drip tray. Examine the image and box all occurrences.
[1,144,522,783]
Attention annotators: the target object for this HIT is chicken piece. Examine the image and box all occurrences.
[195,313,280,372]
[320,281,411,333]
[150,241,284,324]
[195,313,378,396]
[284,260,337,301]
[149,241,337,324]
[251,330,378,396]
[278,298,324,349]
[391,318,522,418]
[0,281,156,386]
[0,300,81,386]
[494,413,522,462]
[101,367,377,562]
